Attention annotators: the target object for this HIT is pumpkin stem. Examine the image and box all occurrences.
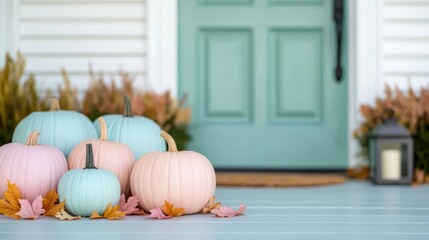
[123,96,133,117]
[50,98,61,111]
[25,131,40,145]
[98,117,108,141]
[160,130,178,152]
[84,144,97,169]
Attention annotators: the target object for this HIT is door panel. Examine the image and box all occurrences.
[179,0,347,169]
[198,29,252,123]
[269,28,323,123]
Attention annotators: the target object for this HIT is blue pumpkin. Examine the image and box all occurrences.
[94,96,166,159]
[58,143,120,217]
[12,98,97,157]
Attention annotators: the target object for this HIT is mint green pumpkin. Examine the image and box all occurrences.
[58,144,121,217]
[12,99,97,157]
[94,96,166,159]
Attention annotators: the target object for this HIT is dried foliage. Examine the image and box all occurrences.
[43,69,79,111]
[0,53,44,144]
[81,69,131,119]
[354,85,429,171]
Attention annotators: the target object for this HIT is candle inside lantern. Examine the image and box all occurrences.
[381,149,401,180]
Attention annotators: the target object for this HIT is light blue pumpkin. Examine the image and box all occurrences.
[12,98,97,157]
[94,96,166,159]
[58,143,120,217]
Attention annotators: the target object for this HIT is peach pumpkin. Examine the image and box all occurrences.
[130,131,216,214]
[0,131,68,202]
[68,117,135,195]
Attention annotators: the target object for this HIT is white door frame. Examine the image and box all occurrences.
[147,0,381,167]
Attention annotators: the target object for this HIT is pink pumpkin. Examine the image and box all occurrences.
[130,131,216,214]
[68,117,135,195]
[0,131,67,202]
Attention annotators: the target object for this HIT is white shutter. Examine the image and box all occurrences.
[16,0,147,91]
[381,0,429,90]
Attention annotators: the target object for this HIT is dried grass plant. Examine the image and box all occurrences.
[0,53,44,143]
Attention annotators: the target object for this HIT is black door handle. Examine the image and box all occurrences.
[333,0,344,82]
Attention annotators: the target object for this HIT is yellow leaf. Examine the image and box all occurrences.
[103,204,125,220]
[42,189,65,216]
[203,196,221,214]
[89,211,103,219]
[54,210,81,220]
[0,180,22,219]
[89,204,125,220]
[162,201,185,218]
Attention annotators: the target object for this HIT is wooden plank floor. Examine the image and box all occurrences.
[1,181,429,240]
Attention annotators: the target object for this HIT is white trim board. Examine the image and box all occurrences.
[146,0,178,96]
[351,0,381,111]
[348,0,382,167]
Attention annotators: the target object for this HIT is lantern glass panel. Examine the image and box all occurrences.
[379,142,409,181]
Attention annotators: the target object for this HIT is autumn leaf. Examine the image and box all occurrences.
[211,204,246,218]
[55,210,81,220]
[103,204,125,220]
[42,189,65,216]
[119,194,140,215]
[90,204,125,220]
[147,207,170,220]
[0,180,22,219]
[203,196,221,214]
[162,201,185,217]
[16,196,45,220]
[89,211,103,219]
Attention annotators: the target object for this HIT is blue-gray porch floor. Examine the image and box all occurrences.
[1,181,429,240]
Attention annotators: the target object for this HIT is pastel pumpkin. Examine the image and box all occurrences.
[12,98,97,157]
[58,143,121,217]
[130,131,216,214]
[68,117,135,195]
[0,131,67,202]
[94,96,166,160]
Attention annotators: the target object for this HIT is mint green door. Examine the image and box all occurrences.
[179,0,347,169]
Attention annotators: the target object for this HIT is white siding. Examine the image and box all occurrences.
[8,0,147,91]
[381,0,429,90]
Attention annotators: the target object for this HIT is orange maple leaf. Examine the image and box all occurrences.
[90,204,125,220]
[0,180,22,219]
[42,189,65,216]
[162,201,185,217]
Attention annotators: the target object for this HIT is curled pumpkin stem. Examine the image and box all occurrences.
[160,131,177,152]
[25,131,40,145]
[98,117,108,141]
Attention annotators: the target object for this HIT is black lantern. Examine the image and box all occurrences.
[369,119,413,184]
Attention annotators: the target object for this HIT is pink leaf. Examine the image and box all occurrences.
[16,196,45,220]
[119,194,141,215]
[211,204,246,218]
[147,207,171,220]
